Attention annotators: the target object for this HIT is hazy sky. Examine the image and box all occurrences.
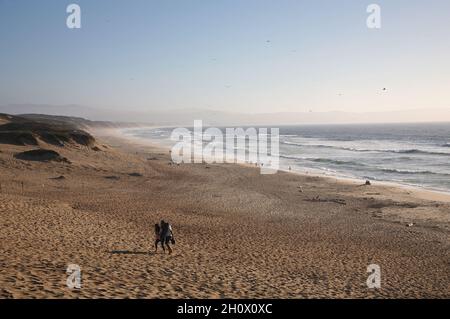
[0,0,449,114]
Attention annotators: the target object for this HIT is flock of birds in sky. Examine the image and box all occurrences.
[222,40,389,100]
[125,37,389,108]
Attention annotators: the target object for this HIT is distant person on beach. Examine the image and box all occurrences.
[160,220,175,254]
[154,223,161,252]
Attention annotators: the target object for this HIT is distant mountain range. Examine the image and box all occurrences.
[1,104,450,126]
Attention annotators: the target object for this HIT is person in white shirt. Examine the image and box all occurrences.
[159,220,175,254]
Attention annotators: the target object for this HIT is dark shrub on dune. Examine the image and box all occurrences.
[71,132,96,146]
[0,131,39,146]
[128,172,143,177]
[40,133,69,146]
[14,149,70,163]
[0,115,96,148]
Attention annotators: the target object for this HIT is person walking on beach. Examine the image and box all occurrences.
[153,223,161,253]
[160,220,174,254]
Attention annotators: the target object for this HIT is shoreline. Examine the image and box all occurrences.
[94,127,450,204]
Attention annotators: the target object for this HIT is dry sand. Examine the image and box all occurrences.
[0,129,449,299]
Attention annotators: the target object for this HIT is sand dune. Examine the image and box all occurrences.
[0,128,449,299]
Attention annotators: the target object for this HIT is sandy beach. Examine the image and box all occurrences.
[0,128,449,299]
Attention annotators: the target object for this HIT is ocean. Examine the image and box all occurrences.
[123,122,450,192]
